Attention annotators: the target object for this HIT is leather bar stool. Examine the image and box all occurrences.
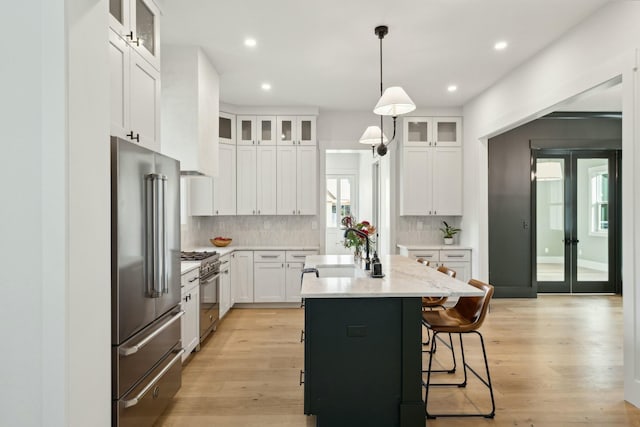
[421,265,455,349]
[422,279,496,419]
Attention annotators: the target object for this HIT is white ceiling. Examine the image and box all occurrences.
[161,0,613,112]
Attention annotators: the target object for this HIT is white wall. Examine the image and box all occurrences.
[462,1,640,405]
[0,1,110,426]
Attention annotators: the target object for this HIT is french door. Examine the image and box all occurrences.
[325,175,357,254]
[533,150,619,293]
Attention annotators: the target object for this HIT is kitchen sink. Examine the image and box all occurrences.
[315,264,366,278]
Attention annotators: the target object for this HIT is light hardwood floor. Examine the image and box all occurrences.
[156,296,640,427]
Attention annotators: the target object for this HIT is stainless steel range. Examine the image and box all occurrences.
[181,251,220,341]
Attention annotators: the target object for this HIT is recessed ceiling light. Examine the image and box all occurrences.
[244,38,257,47]
[261,83,271,91]
[494,40,508,51]
[447,85,458,93]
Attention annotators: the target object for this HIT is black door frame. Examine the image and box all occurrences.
[531,148,621,294]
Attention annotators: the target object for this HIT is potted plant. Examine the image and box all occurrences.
[343,217,376,259]
[440,221,460,245]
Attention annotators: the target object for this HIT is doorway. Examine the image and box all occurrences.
[325,174,357,254]
[533,149,620,293]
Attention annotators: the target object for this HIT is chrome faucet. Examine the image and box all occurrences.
[344,228,371,270]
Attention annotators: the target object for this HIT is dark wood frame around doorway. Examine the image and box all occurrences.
[531,147,621,294]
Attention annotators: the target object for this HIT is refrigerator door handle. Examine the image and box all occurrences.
[145,173,168,298]
[119,311,185,356]
[161,176,169,295]
[122,348,185,408]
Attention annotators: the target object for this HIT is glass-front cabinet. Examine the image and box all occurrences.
[403,117,461,147]
[278,116,317,145]
[277,116,296,145]
[109,0,161,70]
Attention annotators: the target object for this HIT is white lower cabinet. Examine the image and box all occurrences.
[232,251,254,303]
[285,250,318,302]
[401,247,472,283]
[254,251,286,302]
[180,268,200,362]
[219,254,232,318]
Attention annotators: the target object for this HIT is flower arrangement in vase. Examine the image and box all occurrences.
[342,215,376,258]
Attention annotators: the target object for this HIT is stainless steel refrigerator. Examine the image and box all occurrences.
[111,137,183,426]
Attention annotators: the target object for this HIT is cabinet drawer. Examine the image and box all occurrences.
[407,250,439,262]
[220,254,231,270]
[254,251,286,262]
[439,250,470,262]
[286,250,318,263]
[181,268,199,291]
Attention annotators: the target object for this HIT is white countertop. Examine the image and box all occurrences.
[181,261,200,275]
[397,244,473,250]
[301,254,483,299]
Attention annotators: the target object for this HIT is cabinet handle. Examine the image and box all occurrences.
[253,210,256,214]
[300,329,305,343]
[127,131,140,142]
[188,276,198,283]
[252,140,255,145]
[297,210,300,215]
[215,210,219,214]
[258,140,260,145]
[258,210,261,214]
[125,31,140,46]
[445,255,465,258]
[260,255,280,259]
[299,370,305,385]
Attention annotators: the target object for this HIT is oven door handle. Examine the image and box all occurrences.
[119,311,184,356]
[200,273,221,285]
[122,348,185,408]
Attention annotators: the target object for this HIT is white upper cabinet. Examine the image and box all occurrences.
[400,146,462,216]
[109,28,160,152]
[213,143,237,215]
[109,0,161,71]
[236,146,276,215]
[403,117,461,147]
[219,112,235,145]
[277,116,317,146]
[161,47,219,176]
[237,116,277,145]
[276,146,317,215]
[276,146,297,215]
[400,117,463,216]
[296,146,317,214]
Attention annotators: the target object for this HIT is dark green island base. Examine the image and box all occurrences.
[303,297,424,427]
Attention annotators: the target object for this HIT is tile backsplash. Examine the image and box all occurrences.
[182,215,322,249]
[395,216,462,246]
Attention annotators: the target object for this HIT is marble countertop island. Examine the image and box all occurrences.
[301,254,483,298]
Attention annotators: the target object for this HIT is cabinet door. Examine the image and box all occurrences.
[181,283,199,361]
[403,117,432,147]
[297,146,317,215]
[219,112,235,145]
[131,0,161,70]
[285,262,304,303]
[130,49,161,152]
[236,116,256,145]
[277,116,297,145]
[297,116,317,146]
[109,0,129,38]
[277,146,297,215]
[433,117,461,147]
[438,261,471,284]
[256,146,277,215]
[236,146,257,215]
[232,251,254,303]
[257,116,277,145]
[220,266,231,318]
[188,176,214,216]
[433,147,462,216]
[109,29,130,141]
[254,263,286,302]
[213,144,236,215]
[400,147,432,215]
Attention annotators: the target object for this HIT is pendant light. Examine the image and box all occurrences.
[361,25,416,157]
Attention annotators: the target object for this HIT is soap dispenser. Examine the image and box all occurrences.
[371,251,384,278]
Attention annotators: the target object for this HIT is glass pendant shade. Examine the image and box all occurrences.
[359,126,388,145]
[373,86,416,116]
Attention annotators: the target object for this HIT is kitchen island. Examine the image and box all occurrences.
[301,254,483,427]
